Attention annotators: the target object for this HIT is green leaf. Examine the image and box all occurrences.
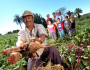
[87,46,90,50]
[86,66,90,70]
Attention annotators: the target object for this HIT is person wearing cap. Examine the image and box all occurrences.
[67,11,75,31]
[56,11,63,22]
[16,10,62,70]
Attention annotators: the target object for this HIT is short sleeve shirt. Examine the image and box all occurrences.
[64,20,71,28]
[47,24,55,33]
[18,24,48,58]
[68,15,75,23]
[52,16,57,22]
[57,16,63,22]
[46,18,53,25]
[18,23,48,46]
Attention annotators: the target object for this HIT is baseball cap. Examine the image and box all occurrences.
[22,10,34,18]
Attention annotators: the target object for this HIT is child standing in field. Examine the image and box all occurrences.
[57,18,64,39]
[47,19,57,40]
[64,16,73,36]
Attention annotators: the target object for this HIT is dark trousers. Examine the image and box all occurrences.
[36,46,61,68]
[27,46,62,70]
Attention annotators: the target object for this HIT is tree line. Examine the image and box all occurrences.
[6,29,20,34]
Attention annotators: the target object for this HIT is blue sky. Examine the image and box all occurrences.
[0,0,90,34]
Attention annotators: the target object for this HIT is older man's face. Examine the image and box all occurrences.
[23,15,34,27]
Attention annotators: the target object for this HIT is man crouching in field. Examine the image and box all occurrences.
[16,10,61,70]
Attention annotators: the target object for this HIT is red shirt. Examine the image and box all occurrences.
[57,22,64,30]
[46,18,53,25]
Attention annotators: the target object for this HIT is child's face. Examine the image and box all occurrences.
[57,19,60,23]
[65,18,68,21]
[48,21,51,25]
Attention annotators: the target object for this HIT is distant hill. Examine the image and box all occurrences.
[75,13,90,20]
[81,13,90,18]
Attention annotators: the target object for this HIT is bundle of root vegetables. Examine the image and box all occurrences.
[1,38,46,64]
[1,38,64,70]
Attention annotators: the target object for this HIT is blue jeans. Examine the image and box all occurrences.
[67,28,73,36]
[58,29,64,39]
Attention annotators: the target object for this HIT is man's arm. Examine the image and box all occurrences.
[39,34,45,43]
[16,39,25,47]
[16,39,25,51]
[37,24,48,42]
[16,30,26,50]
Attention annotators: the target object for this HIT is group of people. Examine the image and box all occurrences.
[46,11,75,39]
[14,10,75,70]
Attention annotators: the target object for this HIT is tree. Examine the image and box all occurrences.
[13,29,19,33]
[0,33,2,35]
[74,8,82,18]
[34,13,47,28]
[70,12,74,15]
[13,15,23,29]
[34,13,42,24]
[41,17,47,28]
[7,31,12,34]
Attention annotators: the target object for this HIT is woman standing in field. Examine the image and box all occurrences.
[64,16,73,37]
[47,19,57,40]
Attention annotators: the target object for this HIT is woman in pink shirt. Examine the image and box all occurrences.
[47,19,57,40]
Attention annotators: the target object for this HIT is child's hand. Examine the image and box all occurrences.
[67,28,69,30]
[59,29,61,31]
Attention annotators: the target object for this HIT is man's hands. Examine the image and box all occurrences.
[28,37,42,57]
[32,52,39,57]
[16,37,43,58]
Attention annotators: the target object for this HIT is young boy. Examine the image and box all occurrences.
[47,19,57,40]
[64,16,73,36]
[57,18,64,39]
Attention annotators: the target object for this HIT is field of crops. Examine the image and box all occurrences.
[0,19,90,70]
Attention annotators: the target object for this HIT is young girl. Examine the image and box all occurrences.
[64,16,73,36]
[47,19,57,40]
[57,18,64,39]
